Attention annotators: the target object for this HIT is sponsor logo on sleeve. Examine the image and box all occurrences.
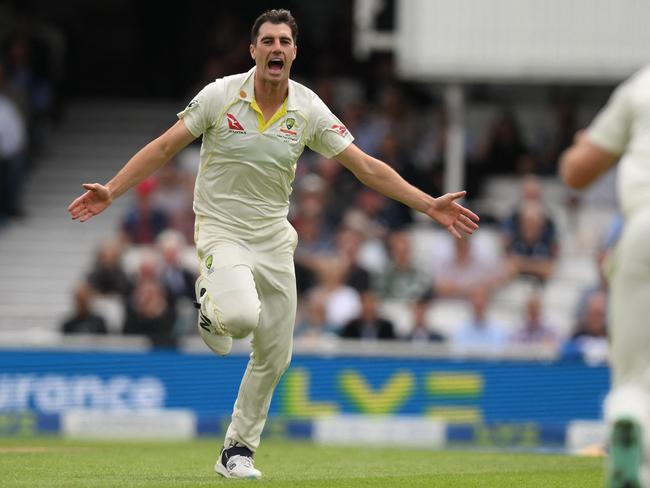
[185,99,199,111]
[331,124,348,137]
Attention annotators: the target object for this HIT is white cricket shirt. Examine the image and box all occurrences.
[178,67,354,234]
[588,65,650,217]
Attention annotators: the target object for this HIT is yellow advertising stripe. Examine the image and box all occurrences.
[339,370,415,415]
[426,373,483,397]
[426,406,483,424]
[281,369,339,419]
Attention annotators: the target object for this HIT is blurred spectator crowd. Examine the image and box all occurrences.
[0,5,616,363]
[0,5,64,225]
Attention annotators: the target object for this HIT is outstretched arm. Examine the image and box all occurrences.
[559,130,619,190]
[68,119,196,222]
[335,143,479,238]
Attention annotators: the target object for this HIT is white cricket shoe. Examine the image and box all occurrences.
[195,279,232,356]
[215,447,262,480]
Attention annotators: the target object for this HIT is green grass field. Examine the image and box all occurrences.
[0,437,603,487]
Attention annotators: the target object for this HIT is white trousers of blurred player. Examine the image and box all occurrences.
[606,206,650,477]
[195,217,298,452]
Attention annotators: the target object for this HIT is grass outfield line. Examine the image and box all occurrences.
[0,437,602,487]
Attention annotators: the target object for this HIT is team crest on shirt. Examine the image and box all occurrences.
[278,117,299,141]
[205,255,213,270]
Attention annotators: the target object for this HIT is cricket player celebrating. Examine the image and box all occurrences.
[68,9,479,479]
[561,65,650,488]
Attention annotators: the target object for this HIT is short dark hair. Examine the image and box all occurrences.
[251,9,298,45]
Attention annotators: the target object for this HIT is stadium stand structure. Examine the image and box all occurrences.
[0,100,178,339]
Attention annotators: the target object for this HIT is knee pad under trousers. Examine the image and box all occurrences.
[202,288,260,339]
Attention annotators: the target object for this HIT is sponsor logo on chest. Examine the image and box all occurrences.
[225,112,300,143]
[226,113,246,134]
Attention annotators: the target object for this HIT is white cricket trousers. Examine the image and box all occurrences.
[606,207,650,462]
[195,216,298,452]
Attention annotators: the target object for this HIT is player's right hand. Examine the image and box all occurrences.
[68,183,112,222]
[425,190,480,239]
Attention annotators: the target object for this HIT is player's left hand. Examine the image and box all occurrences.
[67,183,112,222]
[425,190,480,239]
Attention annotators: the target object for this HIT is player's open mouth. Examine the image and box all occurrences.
[268,58,284,73]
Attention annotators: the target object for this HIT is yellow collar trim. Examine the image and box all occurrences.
[250,98,288,133]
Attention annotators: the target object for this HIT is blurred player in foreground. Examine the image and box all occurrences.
[68,8,479,480]
[561,66,650,488]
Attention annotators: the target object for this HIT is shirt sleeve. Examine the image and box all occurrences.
[305,96,354,158]
[177,80,225,137]
[587,79,633,155]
